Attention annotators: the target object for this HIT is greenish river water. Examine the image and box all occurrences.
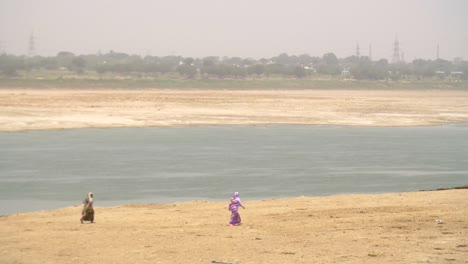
[1,125,467,215]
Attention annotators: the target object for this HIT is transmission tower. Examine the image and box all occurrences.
[392,36,400,64]
[356,42,360,58]
[0,40,4,54]
[28,32,36,57]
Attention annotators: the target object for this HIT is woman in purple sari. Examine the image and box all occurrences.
[228,192,245,226]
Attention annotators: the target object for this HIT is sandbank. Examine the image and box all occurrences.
[1,88,468,131]
[1,190,467,263]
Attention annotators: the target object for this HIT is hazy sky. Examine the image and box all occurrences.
[1,0,467,61]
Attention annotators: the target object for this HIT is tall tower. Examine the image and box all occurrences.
[437,44,439,60]
[0,40,4,54]
[369,43,372,61]
[28,32,36,57]
[356,42,360,58]
[392,36,400,64]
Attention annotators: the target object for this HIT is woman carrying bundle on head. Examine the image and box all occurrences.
[228,192,245,226]
[80,192,94,224]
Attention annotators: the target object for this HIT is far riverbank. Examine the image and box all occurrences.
[1,77,467,90]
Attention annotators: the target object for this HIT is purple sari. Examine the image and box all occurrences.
[229,194,243,225]
[229,203,241,225]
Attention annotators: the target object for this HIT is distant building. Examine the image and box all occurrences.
[304,66,316,74]
[341,69,351,79]
[453,57,463,65]
[435,71,446,79]
[450,71,463,80]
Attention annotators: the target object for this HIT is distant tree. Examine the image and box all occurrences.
[177,64,197,78]
[387,62,404,81]
[298,54,315,65]
[457,61,468,80]
[57,51,75,57]
[242,58,255,67]
[373,59,390,80]
[23,55,45,71]
[258,58,270,65]
[183,57,195,66]
[125,55,144,72]
[271,53,291,65]
[160,55,182,67]
[316,53,341,75]
[289,55,300,65]
[201,56,220,77]
[222,56,243,66]
[70,57,86,74]
[1,50,465,81]
[0,54,24,76]
[248,64,266,77]
[435,59,452,73]
[107,50,129,61]
[293,66,307,78]
[322,52,339,65]
[202,56,219,67]
[350,57,377,80]
[265,63,290,76]
[400,63,413,79]
[230,65,246,78]
[376,58,389,67]
[156,62,172,74]
[56,51,75,69]
[341,55,360,67]
[142,56,161,74]
[38,57,58,70]
[95,64,109,74]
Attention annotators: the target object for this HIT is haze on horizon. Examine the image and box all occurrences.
[0,0,467,61]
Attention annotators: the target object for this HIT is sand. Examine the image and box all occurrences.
[1,88,468,263]
[1,190,467,264]
[1,89,468,131]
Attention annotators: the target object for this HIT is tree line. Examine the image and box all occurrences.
[0,51,467,80]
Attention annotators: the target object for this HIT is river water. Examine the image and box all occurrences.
[1,125,467,215]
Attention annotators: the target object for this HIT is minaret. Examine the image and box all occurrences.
[392,35,400,64]
[356,42,360,58]
[28,32,36,57]
[0,40,4,54]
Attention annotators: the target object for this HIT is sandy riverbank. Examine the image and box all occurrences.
[1,89,468,131]
[1,190,467,263]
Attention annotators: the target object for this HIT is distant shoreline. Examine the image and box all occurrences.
[419,185,468,192]
[1,77,467,90]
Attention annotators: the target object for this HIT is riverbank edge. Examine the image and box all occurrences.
[2,186,466,217]
[1,78,467,90]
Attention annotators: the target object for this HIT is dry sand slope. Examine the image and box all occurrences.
[1,190,467,264]
[1,89,468,131]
